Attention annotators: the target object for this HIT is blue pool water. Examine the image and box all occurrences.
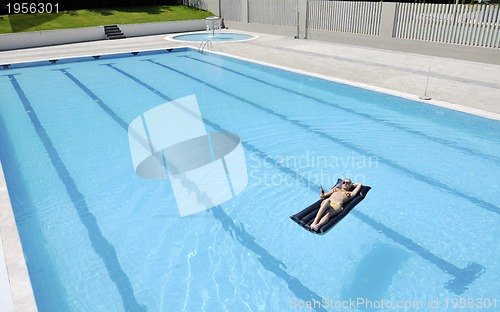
[0,48,499,311]
[171,32,255,42]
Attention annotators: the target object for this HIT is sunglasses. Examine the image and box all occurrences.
[342,180,351,185]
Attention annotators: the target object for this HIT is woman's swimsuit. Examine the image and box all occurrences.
[329,189,350,211]
[330,202,343,211]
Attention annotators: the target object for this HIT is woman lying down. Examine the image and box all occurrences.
[310,178,363,231]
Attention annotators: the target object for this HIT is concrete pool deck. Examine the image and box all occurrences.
[0,30,499,311]
[0,164,37,312]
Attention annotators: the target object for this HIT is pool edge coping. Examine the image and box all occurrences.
[164,30,259,43]
[3,42,498,121]
[0,162,38,312]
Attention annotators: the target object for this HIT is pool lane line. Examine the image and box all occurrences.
[209,205,331,311]
[0,111,66,312]
[181,55,499,165]
[56,69,129,130]
[101,63,484,294]
[58,65,328,311]
[7,74,147,312]
[145,58,499,217]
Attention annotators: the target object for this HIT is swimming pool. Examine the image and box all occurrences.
[0,48,499,311]
[169,32,256,42]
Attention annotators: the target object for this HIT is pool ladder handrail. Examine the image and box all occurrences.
[199,39,213,53]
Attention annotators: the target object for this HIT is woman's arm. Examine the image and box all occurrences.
[349,183,363,197]
[321,187,338,198]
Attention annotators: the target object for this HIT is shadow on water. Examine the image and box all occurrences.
[353,211,485,295]
[167,156,328,310]
[211,206,328,312]
[341,243,410,311]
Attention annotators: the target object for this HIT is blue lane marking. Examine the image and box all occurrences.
[7,74,146,312]
[55,68,129,130]
[183,55,499,164]
[139,114,155,153]
[105,62,484,294]
[101,63,171,100]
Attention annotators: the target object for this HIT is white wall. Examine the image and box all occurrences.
[0,27,105,51]
[0,20,206,52]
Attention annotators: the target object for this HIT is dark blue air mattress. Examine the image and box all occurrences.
[290,179,371,235]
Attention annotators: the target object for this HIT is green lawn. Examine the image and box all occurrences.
[0,5,214,34]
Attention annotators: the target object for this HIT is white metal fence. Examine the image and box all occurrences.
[248,0,298,27]
[307,1,382,35]
[201,0,500,49]
[394,3,500,48]
[221,0,242,22]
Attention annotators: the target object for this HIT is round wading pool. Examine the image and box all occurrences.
[168,32,256,43]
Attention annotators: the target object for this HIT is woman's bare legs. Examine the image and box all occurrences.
[310,200,331,230]
[310,201,343,231]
